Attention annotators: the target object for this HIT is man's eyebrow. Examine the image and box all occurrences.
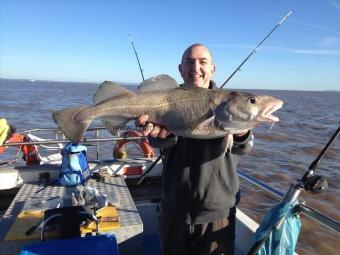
[185,57,209,61]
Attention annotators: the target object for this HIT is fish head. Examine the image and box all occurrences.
[215,92,284,133]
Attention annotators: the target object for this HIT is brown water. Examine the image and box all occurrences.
[236,89,339,255]
[0,79,339,254]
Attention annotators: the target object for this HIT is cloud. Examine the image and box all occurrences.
[252,8,340,35]
[263,46,340,55]
[212,44,340,55]
[289,18,340,35]
[287,48,340,55]
[317,36,340,47]
[329,0,340,9]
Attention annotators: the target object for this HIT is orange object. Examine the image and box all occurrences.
[80,206,120,234]
[123,165,143,176]
[0,133,25,154]
[21,136,41,166]
[0,133,41,165]
[113,130,154,159]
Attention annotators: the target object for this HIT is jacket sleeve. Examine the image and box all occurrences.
[231,130,254,155]
[147,134,178,149]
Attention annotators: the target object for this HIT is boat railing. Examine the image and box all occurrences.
[238,170,339,234]
[12,126,140,161]
[4,127,340,235]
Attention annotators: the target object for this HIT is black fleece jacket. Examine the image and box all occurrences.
[149,81,254,224]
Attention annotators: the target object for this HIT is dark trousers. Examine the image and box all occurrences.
[159,206,237,255]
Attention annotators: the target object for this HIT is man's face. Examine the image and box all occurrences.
[179,45,215,88]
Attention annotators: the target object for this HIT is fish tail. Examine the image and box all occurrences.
[52,106,94,143]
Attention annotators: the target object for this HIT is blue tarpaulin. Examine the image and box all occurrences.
[253,202,301,255]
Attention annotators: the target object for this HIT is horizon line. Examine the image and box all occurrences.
[0,77,339,92]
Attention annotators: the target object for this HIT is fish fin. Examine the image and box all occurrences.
[93,81,133,104]
[100,116,130,136]
[52,107,93,143]
[92,82,133,135]
[194,115,216,133]
[138,74,178,92]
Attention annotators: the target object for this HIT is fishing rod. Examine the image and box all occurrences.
[300,126,340,183]
[220,10,293,89]
[126,36,165,185]
[238,170,340,234]
[128,34,145,81]
[248,125,339,255]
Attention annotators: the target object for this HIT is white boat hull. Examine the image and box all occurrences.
[0,159,163,190]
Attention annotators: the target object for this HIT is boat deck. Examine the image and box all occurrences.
[0,176,144,255]
[0,174,257,255]
[128,202,249,255]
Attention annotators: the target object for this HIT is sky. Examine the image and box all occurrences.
[0,0,340,91]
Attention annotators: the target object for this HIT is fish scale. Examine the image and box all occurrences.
[52,75,283,143]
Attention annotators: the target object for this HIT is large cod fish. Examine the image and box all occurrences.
[52,75,283,143]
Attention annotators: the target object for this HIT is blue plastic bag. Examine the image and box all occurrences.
[20,234,119,255]
[254,202,301,255]
[58,143,90,186]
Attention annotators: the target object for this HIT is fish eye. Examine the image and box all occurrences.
[247,96,257,104]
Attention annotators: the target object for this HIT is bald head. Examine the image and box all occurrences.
[179,44,215,88]
[181,44,213,64]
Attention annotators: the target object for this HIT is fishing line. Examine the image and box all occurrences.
[321,153,339,180]
[0,146,22,166]
[267,121,276,133]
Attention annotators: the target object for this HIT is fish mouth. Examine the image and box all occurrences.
[260,101,284,122]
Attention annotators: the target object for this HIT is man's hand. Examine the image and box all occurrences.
[136,114,171,138]
[234,130,249,137]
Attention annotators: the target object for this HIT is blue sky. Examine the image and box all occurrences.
[0,0,339,91]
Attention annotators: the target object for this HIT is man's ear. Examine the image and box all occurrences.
[178,64,182,74]
[212,64,216,74]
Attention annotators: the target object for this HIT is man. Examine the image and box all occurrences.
[138,44,254,255]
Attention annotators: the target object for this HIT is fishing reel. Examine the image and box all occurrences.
[304,174,328,194]
[298,168,328,194]
[300,127,339,194]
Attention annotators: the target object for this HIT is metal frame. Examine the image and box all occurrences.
[4,127,145,161]
[3,127,339,234]
[238,170,339,234]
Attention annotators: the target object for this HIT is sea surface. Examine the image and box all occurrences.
[0,78,339,255]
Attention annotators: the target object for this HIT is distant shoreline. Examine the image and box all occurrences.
[1,77,339,92]
[0,77,137,87]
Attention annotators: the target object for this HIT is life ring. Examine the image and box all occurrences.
[113,130,154,159]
